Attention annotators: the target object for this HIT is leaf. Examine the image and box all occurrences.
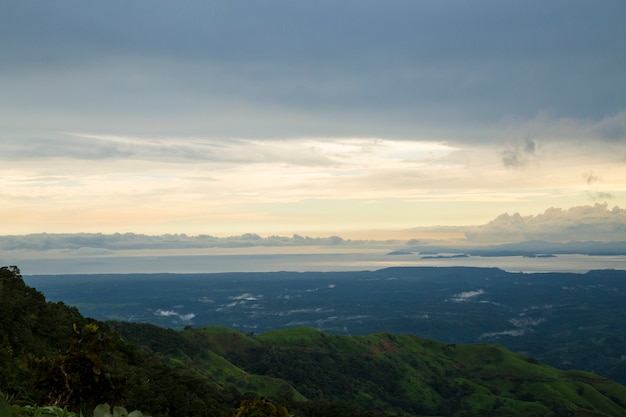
[0,395,11,417]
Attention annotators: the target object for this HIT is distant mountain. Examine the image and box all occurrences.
[3,265,626,416]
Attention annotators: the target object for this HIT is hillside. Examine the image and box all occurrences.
[185,326,626,416]
[0,266,238,417]
[3,265,626,417]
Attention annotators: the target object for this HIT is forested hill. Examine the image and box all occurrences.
[2,265,626,417]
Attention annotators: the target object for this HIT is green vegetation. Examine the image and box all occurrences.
[227,399,289,417]
[3,265,626,416]
[26,267,626,385]
[209,328,626,416]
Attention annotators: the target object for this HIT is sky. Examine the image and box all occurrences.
[1,1,626,239]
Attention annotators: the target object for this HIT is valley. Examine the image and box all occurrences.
[26,266,626,385]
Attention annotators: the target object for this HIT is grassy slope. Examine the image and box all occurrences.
[185,326,307,401]
[109,322,305,403]
[184,326,626,417]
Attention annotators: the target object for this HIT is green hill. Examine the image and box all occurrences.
[176,325,626,417]
[2,265,626,417]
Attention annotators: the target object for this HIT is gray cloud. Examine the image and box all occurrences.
[464,203,626,242]
[1,1,624,141]
[594,111,626,142]
[501,138,537,168]
[588,191,614,201]
[583,172,618,202]
[0,232,349,251]
[2,136,135,161]
[3,135,223,162]
[584,172,601,185]
[0,134,338,167]
[3,204,624,252]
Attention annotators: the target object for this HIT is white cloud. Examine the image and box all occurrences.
[479,329,526,339]
[479,314,546,340]
[464,203,626,243]
[154,309,195,322]
[229,293,263,301]
[449,289,484,303]
[509,317,546,328]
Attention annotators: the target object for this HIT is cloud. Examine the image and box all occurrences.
[1,1,625,238]
[464,203,626,242]
[479,315,545,340]
[1,1,625,140]
[479,329,526,339]
[0,233,351,251]
[594,111,626,141]
[154,309,195,322]
[501,138,537,168]
[584,172,601,185]
[2,203,625,252]
[589,191,615,201]
[583,172,616,201]
[449,289,484,303]
[509,317,546,328]
[229,293,263,301]
[497,111,626,151]
[3,135,456,171]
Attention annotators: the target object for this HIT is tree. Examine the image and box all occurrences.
[228,399,290,417]
[31,323,127,412]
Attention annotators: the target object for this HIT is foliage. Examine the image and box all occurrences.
[4,265,626,417]
[27,267,626,385]
[190,326,626,417]
[0,266,234,417]
[92,403,146,417]
[30,323,127,411]
[227,399,289,417]
[1,394,11,417]
[9,405,78,417]
[6,403,149,417]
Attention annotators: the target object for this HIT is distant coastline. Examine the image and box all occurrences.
[12,252,626,275]
[420,253,469,259]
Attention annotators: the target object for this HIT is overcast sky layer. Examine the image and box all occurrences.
[1,1,625,238]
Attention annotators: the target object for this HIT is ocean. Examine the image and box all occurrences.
[13,250,626,275]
